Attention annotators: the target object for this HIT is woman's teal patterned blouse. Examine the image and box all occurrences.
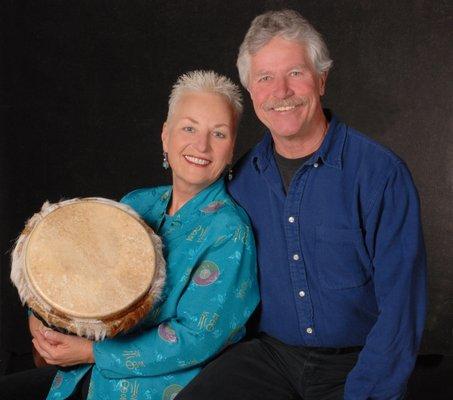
[46,178,259,400]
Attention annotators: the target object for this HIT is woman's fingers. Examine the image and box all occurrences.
[34,329,58,355]
[33,325,94,366]
[32,338,52,361]
[28,314,43,338]
[42,328,67,345]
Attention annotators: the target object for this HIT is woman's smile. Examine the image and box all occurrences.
[183,154,212,166]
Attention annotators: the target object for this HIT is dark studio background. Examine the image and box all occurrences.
[1,0,452,397]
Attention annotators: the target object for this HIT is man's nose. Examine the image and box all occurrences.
[273,77,294,99]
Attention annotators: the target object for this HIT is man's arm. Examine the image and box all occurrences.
[344,161,427,400]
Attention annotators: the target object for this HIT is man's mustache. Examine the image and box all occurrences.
[263,97,308,111]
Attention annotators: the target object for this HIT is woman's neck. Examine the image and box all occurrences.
[167,182,203,216]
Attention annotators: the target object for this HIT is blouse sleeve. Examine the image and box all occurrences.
[93,220,259,379]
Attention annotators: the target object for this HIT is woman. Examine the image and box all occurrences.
[4,70,259,399]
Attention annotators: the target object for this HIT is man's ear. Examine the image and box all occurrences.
[161,122,169,152]
[247,86,253,100]
[319,71,328,96]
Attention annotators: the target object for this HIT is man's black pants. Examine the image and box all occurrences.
[177,333,361,400]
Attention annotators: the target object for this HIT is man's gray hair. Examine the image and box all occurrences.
[237,10,333,88]
[167,70,243,124]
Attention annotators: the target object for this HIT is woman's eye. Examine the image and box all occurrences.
[182,126,195,133]
[290,70,302,77]
[213,131,226,139]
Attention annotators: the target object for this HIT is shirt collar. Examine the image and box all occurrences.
[157,177,227,224]
[251,110,346,173]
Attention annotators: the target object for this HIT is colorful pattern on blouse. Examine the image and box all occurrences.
[46,178,259,399]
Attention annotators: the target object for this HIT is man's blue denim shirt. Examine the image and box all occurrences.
[228,113,427,399]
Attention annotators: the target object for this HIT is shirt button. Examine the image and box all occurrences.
[313,162,319,168]
[306,327,313,334]
[292,254,300,261]
[288,216,295,223]
[298,290,305,298]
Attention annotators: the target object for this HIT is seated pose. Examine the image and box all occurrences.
[2,70,259,400]
[178,10,427,400]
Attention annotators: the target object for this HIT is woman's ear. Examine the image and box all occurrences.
[161,122,169,152]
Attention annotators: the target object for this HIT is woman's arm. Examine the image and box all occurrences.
[93,221,259,379]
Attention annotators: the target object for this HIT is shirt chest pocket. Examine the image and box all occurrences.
[315,226,372,290]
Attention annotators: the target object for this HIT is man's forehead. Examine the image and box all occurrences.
[253,63,309,74]
[250,38,311,72]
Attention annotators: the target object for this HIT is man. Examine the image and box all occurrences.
[178,9,426,400]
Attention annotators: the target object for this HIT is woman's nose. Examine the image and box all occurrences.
[193,132,210,152]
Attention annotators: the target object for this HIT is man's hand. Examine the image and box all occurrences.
[32,324,95,367]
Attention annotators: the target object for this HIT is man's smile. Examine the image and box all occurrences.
[272,105,299,112]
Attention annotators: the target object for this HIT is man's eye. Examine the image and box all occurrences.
[182,126,195,133]
[213,131,226,139]
[290,70,302,77]
[258,76,271,82]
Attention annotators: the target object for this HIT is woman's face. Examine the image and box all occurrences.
[162,91,236,195]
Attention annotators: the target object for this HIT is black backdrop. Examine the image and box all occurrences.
[1,0,452,364]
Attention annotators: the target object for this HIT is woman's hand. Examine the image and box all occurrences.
[28,313,43,340]
[32,325,95,367]
[28,314,50,367]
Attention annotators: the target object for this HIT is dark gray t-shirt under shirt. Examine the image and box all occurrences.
[274,149,313,193]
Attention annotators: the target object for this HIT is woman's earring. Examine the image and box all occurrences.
[162,152,169,170]
[228,166,233,181]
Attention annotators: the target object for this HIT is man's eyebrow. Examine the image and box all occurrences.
[254,65,308,76]
[255,70,272,76]
[181,117,199,124]
[290,64,308,69]
[213,123,231,129]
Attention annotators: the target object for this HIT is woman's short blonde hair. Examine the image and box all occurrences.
[167,70,243,124]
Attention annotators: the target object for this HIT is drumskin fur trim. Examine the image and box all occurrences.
[10,197,166,340]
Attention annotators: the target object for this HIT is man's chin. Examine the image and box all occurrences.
[269,127,303,139]
[264,116,306,138]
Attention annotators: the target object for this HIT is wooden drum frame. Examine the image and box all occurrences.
[11,198,166,340]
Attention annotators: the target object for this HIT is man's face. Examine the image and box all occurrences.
[248,36,327,139]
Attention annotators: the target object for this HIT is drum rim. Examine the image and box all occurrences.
[23,198,156,319]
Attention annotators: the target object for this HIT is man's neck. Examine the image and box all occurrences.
[273,113,328,159]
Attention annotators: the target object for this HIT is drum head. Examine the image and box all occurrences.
[24,200,156,320]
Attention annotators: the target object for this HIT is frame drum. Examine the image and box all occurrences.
[11,198,166,340]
